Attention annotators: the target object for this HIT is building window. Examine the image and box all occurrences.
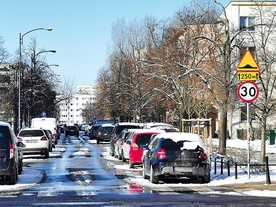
[239,47,255,60]
[240,16,255,31]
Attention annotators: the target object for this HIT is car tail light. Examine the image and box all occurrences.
[199,148,208,159]
[17,137,23,142]
[98,132,102,137]
[10,144,15,159]
[131,142,139,149]
[157,148,166,159]
[120,141,124,146]
[41,136,48,141]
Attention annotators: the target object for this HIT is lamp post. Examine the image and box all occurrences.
[18,27,52,131]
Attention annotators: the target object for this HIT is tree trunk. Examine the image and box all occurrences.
[260,115,267,164]
[218,107,227,155]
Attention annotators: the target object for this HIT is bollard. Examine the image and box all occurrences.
[221,157,223,175]
[265,156,271,185]
[235,162,238,179]
[214,157,217,174]
[227,161,230,176]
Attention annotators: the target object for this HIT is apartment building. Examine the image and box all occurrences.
[58,85,96,125]
[224,0,276,138]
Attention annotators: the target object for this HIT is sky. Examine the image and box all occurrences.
[1,137,275,197]
[0,0,229,89]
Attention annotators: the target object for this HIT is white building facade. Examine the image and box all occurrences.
[224,1,276,139]
[58,85,96,125]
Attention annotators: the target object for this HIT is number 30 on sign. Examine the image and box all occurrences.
[237,81,259,103]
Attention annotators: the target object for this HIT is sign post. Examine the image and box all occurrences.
[236,50,260,179]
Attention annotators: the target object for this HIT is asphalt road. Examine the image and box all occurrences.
[0,133,275,207]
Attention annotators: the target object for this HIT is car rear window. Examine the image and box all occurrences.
[100,127,114,133]
[162,139,184,150]
[0,126,10,146]
[136,134,152,148]
[116,125,141,134]
[19,130,44,137]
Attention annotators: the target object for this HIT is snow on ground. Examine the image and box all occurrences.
[0,138,275,197]
[101,138,276,197]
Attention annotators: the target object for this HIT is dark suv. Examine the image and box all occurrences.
[109,122,142,156]
[142,132,211,184]
[0,122,21,184]
[96,124,114,144]
[65,125,79,137]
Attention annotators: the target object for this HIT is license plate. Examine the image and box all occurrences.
[174,167,192,173]
[26,140,38,143]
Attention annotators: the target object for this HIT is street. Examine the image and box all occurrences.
[0,132,275,207]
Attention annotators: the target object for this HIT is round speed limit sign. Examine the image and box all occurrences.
[238,81,259,103]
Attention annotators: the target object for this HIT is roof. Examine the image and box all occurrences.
[100,124,114,127]
[19,127,44,131]
[0,122,11,127]
[155,132,202,142]
[131,129,165,134]
[115,122,142,126]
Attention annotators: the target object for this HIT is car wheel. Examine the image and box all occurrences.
[118,150,122,160]
[18,161,23,175]
[121,151,126,162]
[201,172,210,183]
[142,163,149,179]
[129,163,134,169]
[150,164,159,184]
[9,169,17,185]
[45,151,50,158]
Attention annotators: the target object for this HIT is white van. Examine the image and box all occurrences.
[31,118,58,145]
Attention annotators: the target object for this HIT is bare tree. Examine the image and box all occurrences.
[0,36,9,64]
[243,4,276,163]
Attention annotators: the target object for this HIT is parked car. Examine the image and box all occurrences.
[96,119,116,125]
[142,132,211,184]
[89,123,102,140]
[0,122,21,184]
[17,141,25,175]
[109,123,142,156]
[121,129,165,168]
[96,124,114,144]
[84,125,92,136]
[80,124,89,131]
[65,125,79,137]
[17,128,50,158]
[114,128,137,160]
[44,129,54,150]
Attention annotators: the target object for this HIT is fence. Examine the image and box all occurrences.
[212,155,273,185]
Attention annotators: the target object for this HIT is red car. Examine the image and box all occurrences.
[125,129,165,168]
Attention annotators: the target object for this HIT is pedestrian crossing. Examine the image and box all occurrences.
[15,188,152,197]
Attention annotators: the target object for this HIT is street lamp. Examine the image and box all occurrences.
[18,27,52,131]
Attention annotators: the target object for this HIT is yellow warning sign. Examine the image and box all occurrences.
[236,50,260,72]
